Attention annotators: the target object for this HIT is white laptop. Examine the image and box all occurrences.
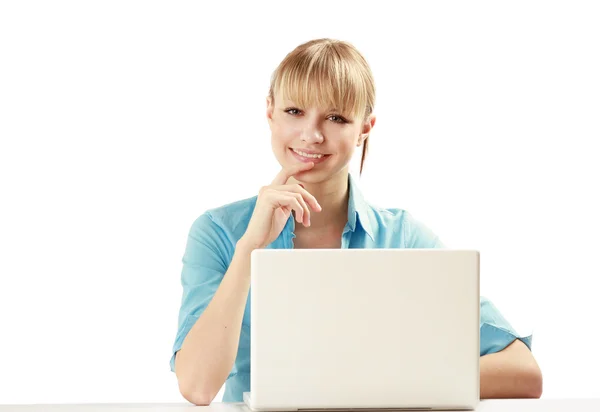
[244,249,480,411]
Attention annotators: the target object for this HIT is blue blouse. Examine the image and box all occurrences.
[170,173,532,402]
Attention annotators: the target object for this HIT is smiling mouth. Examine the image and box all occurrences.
[289,148,331,164]
[290,148,329,158]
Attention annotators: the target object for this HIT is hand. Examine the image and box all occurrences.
[239,162,322,251]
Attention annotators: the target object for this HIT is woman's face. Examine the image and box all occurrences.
[266,92,375,183]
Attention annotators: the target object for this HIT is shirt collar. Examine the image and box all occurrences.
[347,173,375,241]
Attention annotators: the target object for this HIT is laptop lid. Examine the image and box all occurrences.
[247,249,480,411]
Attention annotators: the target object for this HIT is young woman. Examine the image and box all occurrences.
[170,38,543,405]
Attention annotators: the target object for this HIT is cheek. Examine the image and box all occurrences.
[272,122,297,145]
[337,133,359,155]
[270,128,292,157]
[270,122,283,141]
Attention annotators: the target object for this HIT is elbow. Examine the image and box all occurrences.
[178,373,221,405]
[175,352,218,405]
[180,384,217,406]
[185,392,215,406]
[523,366,543,399]
[177,371,218,405]
[529,371,543,399]
[178,373,218,405]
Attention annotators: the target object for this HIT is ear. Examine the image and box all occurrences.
[357,114,376,147]
[266,96,274,126]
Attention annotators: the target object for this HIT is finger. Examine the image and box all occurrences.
[280,191,311,226]
[266,190,305,224]
[276,184,321,212]
[271,161,315,186]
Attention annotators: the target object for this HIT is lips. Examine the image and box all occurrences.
[289,148,331,164]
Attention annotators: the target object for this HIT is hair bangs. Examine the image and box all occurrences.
[273,45,369,121]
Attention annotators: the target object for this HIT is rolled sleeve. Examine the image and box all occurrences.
[480,296,533,356]
[169,212,234,373]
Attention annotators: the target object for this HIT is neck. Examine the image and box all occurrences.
[287,169,349,231]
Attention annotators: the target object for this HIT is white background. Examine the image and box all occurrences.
[1,0,599,405]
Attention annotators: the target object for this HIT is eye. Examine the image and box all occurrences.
[328,115,347,124]
[284,108,301,116]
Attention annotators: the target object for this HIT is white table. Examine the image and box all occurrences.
[1,400,599,411]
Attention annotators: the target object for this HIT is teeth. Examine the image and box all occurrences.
[293,149,324,159]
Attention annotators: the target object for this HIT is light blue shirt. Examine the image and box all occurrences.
[170,173,532,402]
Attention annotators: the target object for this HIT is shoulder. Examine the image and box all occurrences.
[189,195,258,246]
[367,204,444,248]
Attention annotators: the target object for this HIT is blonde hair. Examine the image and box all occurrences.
[268,38,376,175]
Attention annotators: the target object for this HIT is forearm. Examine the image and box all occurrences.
[175,242,253,404]
[480,348,543,399]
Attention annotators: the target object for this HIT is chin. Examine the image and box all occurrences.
[295,164,350,186]
[292,173,326,184]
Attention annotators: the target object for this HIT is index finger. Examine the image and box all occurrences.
[271,161,315,186]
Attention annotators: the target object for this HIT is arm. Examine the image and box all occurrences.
[176,242,253,405]
[403,215,543,398]
[173,213,254,405]
[480,339,543,399]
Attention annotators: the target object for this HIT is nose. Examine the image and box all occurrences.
[300,127,324,144]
